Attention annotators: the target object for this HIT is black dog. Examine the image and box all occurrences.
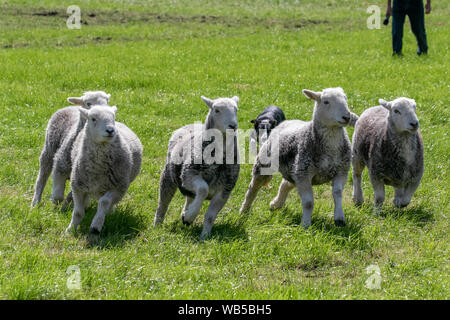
[250,105,286,143]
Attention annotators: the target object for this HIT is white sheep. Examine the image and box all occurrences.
[154,96,240,240]
[65,105,142,235]
[352,97,424,209]
[240,87,355,228]
[31,91,111,207]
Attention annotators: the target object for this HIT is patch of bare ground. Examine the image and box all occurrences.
[2,5,328,29]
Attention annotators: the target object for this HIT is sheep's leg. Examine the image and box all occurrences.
[352,157,365,207]
[393,187,405,208]
[90,190,124,234]
[294,177,314,228]
[182,176,209,225]
[180,197,194,218]
[83,194,91,209]
[31,147,53,207]
[270,179,295,210]
[397,181,420,208]
[332,174,348,227]
[61,191,85,212]
[65,189,87,234]
[200,191,229,240]
[154,167,177,226]
[51,170,68,205]
[371,178,385,211]
[239,173,272,213]
[60,191,73,212]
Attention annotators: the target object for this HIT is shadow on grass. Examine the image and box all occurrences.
[69,205,146,249]
[311,214,362,236]
[264,205,361,231]
[312,215,375,252]
[377,204,434,226]
[267,206,371,251]
[166,218,248,243]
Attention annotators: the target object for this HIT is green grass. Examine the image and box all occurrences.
[0,0,449,299]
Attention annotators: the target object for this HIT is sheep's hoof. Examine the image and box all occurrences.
[181,216,191,226]
[51,198,63,205]
[200,231,210,241]
[352,198,363,208]
[334,219,346,227]
[89,227,101,235]
[269,200,281,210]
[393,199,409,208]
[373,203,383,215]
[301,223,311,229]
[60,202,71,213]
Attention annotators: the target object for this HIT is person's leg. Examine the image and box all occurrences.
[392,0,406,55]
[407,0,428,54]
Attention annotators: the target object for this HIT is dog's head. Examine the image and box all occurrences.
[250,118,278,143]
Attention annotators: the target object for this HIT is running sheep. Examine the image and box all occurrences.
[352,97,424,209]
[240,87,355,228]
[65,105,142,235]
[154,96,240,240]
[31,91,111,207]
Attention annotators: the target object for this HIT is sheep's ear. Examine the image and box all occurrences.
[250,119,257,124]
[201,96,214,109]
[79,107,89,120]
[302,89,322,102]
[379,99,392,111]
[68,97,83,105]
[231,96,240,105]
[111,106,117,114]
[106,94,111,101]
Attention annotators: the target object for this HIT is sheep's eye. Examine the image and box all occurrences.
[215,109,220,113]
[324,101,330,105]
[394,110,401,114]
[87,103,92,107]
[91,118,96,122]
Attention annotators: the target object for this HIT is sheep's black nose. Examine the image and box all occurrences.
[410,122,419,129]
[342,115,350,122]
[228,124,237,130]
[106,128,115,135]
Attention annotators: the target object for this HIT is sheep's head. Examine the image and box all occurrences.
[379,98,419,134]
[303,87,351,128]
[68,91,111,109]
[202,96,239,133]
[79,105,117,144]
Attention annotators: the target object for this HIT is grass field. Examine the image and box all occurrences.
[0,0,449,299]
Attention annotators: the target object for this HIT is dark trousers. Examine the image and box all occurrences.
[392,0,428,54]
